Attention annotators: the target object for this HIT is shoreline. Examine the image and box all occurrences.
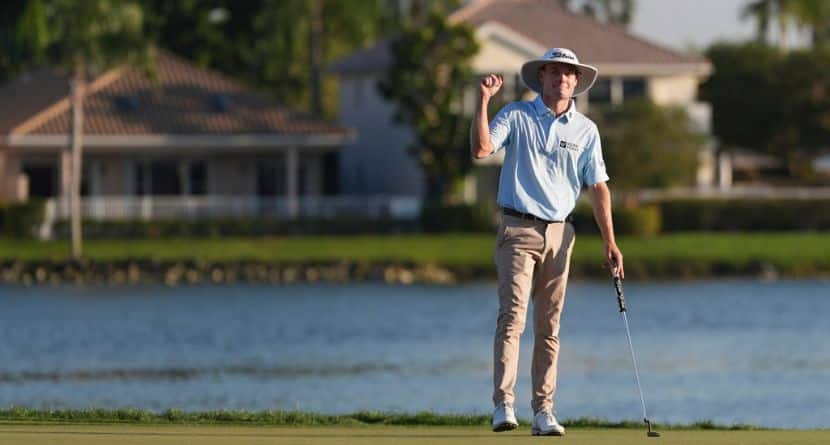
[0,258,824,286]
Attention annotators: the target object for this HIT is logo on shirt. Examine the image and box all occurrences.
[559,140,581,151]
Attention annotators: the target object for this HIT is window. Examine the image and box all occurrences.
[134,162,146,195]
[623,77,646,99]
[22,164,57,198]
[150,161,181,195]
[189,161,207,195]
[256,158,285,197]
[589,78,611,105]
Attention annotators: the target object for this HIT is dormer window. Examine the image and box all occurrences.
[210,94,231,112]
[115,95,140,112]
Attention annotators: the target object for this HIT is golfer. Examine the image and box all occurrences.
[470,48,624,436]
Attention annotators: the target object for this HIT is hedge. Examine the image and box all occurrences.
[0,199,45,238]
[659,199,830,232]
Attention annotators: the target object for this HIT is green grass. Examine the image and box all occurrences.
[1,232,829,277]
[0,424,827,445]
[0,409,825,444]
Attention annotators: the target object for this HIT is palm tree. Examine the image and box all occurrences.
[17,0,153,258]
[742,0,775,44]
[741,0,830,49]
[578,0,635,27]
[786,0,830,48]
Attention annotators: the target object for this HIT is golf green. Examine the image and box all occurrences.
[0,425,826,444]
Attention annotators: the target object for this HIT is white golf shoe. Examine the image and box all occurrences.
[531,410,565,436]
[491,402,518,432]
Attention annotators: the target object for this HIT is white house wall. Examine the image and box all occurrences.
[338,73,424,197]
[471,35,532,75]
[648,74,699,106]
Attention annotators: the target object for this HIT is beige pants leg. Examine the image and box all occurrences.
[493,215,575,413]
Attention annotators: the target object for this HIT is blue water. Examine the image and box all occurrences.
[0,279,828,428]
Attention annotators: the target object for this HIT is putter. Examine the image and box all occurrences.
[612,265,660,438]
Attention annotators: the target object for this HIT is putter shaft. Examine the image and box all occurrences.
[612,269,660,437]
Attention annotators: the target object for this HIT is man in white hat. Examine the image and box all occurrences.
[470,48,624,436]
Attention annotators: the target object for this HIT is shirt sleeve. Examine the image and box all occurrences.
[487,104,513,156]
[581,127,610,186]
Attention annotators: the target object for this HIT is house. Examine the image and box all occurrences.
[330,0,714,203]
[0,51,419,224]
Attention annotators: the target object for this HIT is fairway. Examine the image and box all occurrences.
[0,424,827,445]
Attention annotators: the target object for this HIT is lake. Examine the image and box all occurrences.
[0,279,828,429]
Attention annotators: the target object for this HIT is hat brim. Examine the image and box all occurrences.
[520,59,598,96]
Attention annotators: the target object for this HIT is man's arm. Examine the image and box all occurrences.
[588,181,624,279]
[470,74,503,159]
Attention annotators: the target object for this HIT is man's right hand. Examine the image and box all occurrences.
[479,74,503,101]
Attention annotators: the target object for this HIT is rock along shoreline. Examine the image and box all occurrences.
[0,258,817,286]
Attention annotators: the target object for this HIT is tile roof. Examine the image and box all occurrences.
[330,0,707,74]
[3,51,351,138]
[0,70,69,134]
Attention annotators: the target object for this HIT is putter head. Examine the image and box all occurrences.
[645,419,660,437]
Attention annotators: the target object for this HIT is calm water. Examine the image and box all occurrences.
[0,279,828,428]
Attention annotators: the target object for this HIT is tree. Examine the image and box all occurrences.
[787,0,830,48]
[379,11,479,202]
[0,1,38,82]
[742,0,830,49]
[141,0,392,117]
[559,0,635,27]
[701,42,830,178]
[17,0,153,258]
[700,43,782,152]
[590,100,704,190]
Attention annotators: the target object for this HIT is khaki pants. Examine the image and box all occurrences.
[493,214,575,414]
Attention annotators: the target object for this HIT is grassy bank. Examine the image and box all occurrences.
[0,232,828,279]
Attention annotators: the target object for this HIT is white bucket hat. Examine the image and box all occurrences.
[520,48,598,96]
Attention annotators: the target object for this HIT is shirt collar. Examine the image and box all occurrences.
[533,95,575,121]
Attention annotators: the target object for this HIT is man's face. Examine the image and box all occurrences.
[538,62,579,100]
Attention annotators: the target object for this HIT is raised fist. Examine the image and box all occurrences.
[479,74,503,100]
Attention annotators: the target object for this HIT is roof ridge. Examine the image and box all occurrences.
[10,67,126,136]
[153,50,244,89]
[607,26,706,64]
[448,0,497,23]
[524,1,703,63]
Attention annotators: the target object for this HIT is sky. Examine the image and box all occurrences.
[630,0,764,51]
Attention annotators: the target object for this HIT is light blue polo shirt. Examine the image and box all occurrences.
[488,95,609,221]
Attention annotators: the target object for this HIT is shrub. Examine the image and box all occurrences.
[0,199,46,238]
[571,204,661,236]
[419,201,497,233]
[51,218,421,239]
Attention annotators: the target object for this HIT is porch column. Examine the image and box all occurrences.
[0,151,7,200]
[610,77,623,106]
[140,161,152,220]
[718,151,732,190]
[285,148,299,218]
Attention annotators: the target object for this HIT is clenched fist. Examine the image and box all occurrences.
[479,74,503,100]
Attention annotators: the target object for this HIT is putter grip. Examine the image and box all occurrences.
[613,276,627,312]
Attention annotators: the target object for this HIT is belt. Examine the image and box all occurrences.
[502,207,567,224]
